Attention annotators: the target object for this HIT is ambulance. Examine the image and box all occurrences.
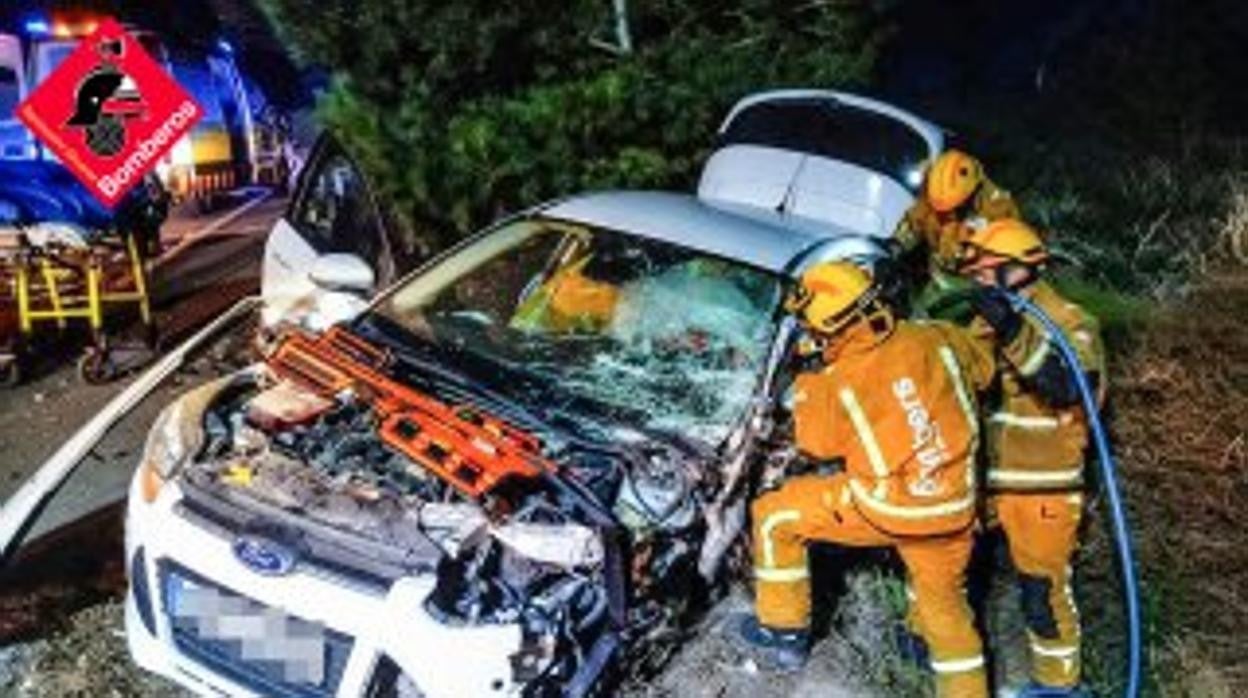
[0,13,266,209]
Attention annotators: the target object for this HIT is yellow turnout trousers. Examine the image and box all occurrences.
[753,474,988,698]
[993,491,1084,688]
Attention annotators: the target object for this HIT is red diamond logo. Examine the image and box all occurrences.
[16,18,202,207]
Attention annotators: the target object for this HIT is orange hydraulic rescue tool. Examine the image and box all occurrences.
[267,327,554,498]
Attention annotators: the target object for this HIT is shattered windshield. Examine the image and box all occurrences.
[378,218,784,445]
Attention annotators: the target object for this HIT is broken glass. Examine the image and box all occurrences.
[379,219,784,447]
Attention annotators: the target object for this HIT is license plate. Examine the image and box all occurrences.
[165,571,327,685]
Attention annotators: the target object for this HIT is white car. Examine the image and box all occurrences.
[124,90,941,698]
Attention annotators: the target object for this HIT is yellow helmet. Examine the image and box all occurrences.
[926,149,983,213]
[786,261,880,335]
[959,218,1049,273]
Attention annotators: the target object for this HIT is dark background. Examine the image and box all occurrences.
[0,0,306,107]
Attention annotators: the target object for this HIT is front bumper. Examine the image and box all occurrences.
[124,470,528,698]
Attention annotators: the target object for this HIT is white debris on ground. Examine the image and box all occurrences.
[0,602,188,698]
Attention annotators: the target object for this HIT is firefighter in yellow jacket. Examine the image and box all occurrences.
[732,261,995,698]
[511,253,621,334]
[958,219,1105,698]
[895,149,1021,297]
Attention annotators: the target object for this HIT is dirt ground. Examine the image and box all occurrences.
[1107,273,1248,694]
[0,602,185,698]
[627,582,886,698]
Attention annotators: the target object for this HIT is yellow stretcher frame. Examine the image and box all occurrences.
[2,231,154,384]
[13,233,151,336]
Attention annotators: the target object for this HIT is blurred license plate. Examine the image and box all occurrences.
[165,571,327,685]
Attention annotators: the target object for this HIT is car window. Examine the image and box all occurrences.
[380,218,783,445]
[290,151,384,266]
[425,221,568,324]
[0,67,18,118]
[34,42,75,85]
[169,60,225,124]
[720,98,931,192]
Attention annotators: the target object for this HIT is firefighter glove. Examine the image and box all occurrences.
[971,288,1022,343]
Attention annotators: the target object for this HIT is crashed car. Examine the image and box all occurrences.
[124,91,941,697]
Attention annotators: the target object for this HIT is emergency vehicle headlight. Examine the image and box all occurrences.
[170,136,194,167]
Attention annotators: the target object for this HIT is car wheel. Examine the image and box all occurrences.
[0,357,21,388]
[78,346,119,385]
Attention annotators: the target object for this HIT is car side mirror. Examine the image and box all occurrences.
[309,253,375,295]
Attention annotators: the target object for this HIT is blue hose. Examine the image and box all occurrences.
[1003,290,1143,698]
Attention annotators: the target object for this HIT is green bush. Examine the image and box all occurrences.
[257,0,883,254]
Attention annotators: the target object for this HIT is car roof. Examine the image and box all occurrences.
[539,190,857,274]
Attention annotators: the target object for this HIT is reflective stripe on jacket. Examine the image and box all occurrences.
[972,282,1106,491]
[792,320,995,536]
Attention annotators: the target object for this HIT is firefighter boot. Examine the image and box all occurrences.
[1018,683,1092,698]
[893,623,931,669]
[727,613,810,672]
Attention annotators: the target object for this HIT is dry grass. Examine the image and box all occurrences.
[1151,637,1237,698]
[1105,271,1248,693]
[1217,184,1248,266]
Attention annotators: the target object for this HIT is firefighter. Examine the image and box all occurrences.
[958,218,1105,697]
[894,149,1021,303]
[511,251,621,334]
[733,261,995,698]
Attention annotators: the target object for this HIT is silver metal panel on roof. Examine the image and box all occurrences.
[541,191,843,273]
[717,89,943,153]
[699,89,943,239]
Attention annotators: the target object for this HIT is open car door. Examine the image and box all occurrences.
[260,134,398,333]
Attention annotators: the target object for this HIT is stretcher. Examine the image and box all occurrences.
[0,221,156,385]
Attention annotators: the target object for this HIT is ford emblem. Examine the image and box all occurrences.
[232,534,298,576]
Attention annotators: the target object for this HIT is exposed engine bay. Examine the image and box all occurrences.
[179,327,778,695]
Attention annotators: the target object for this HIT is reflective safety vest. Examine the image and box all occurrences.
[792,320,995,536]
[972,282,1106,492]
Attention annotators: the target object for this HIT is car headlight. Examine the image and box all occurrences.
[139,400,202,504]
[137,372,254,504]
